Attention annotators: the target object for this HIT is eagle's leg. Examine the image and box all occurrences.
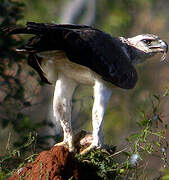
[53,73,77,152]
[81,80,112,154]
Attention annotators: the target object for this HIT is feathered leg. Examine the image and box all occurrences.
[53,73,77,152]
[81,80,112,154]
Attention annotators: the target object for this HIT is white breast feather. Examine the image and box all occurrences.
[37,50,100,85]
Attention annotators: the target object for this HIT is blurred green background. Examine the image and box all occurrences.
[0,0,169,177]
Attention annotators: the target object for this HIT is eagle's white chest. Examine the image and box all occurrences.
[37,51,115,154]
[38,50,99,85]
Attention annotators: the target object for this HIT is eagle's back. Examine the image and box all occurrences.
[5,22,137,89]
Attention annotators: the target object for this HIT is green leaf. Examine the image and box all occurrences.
[0,171,5,180]
[119,169,125,174]
[163,88,169,97]
[122,151,131,157]
[155,141,161,147]
[153,94,160,101]
[126,133,139,143]
[129,133,139,139]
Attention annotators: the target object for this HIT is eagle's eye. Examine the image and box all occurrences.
[142,39,152,45]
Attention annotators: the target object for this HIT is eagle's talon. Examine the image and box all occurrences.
[54,141,75,152]
[80,144,99,155]
[54,141,67,147]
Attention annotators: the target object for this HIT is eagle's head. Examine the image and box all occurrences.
[126,34,168,65]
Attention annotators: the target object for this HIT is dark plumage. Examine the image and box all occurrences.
[4,22,168,154]
[5,22,137,89]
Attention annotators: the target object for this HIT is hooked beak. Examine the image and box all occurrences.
[159,40,168,61]
[150,40,168,61]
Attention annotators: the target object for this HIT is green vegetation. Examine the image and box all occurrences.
[0,0,169,179]
[76,93,169,179]
[0,133,37,179]
[0,92,168,179]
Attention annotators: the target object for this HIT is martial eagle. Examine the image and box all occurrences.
[4,22,168,154]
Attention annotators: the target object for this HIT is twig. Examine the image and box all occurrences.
[110,146,129,157]
[5,132,11,153]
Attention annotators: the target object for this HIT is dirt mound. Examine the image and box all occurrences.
[8,145,101,180]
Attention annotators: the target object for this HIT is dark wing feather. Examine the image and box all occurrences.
[64,30,137,89]
[4,22,137,89]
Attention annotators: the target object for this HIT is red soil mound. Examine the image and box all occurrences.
[8,146,101,180]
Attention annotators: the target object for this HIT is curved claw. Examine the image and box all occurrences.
[54,141,75,152]
[80,144,98,155]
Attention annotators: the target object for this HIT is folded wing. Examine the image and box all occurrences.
[4,22,137,89]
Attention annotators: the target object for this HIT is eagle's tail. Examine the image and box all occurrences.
[3,22,70,53]
[3,22,93,53]
[3,22,49,36]
[3,21,91,35]
[3,22,56,84]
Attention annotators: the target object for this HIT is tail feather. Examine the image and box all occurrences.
[2,21,94,53]
[3,24,43,36]
[3,21,93,36]
[3,22,72,52]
